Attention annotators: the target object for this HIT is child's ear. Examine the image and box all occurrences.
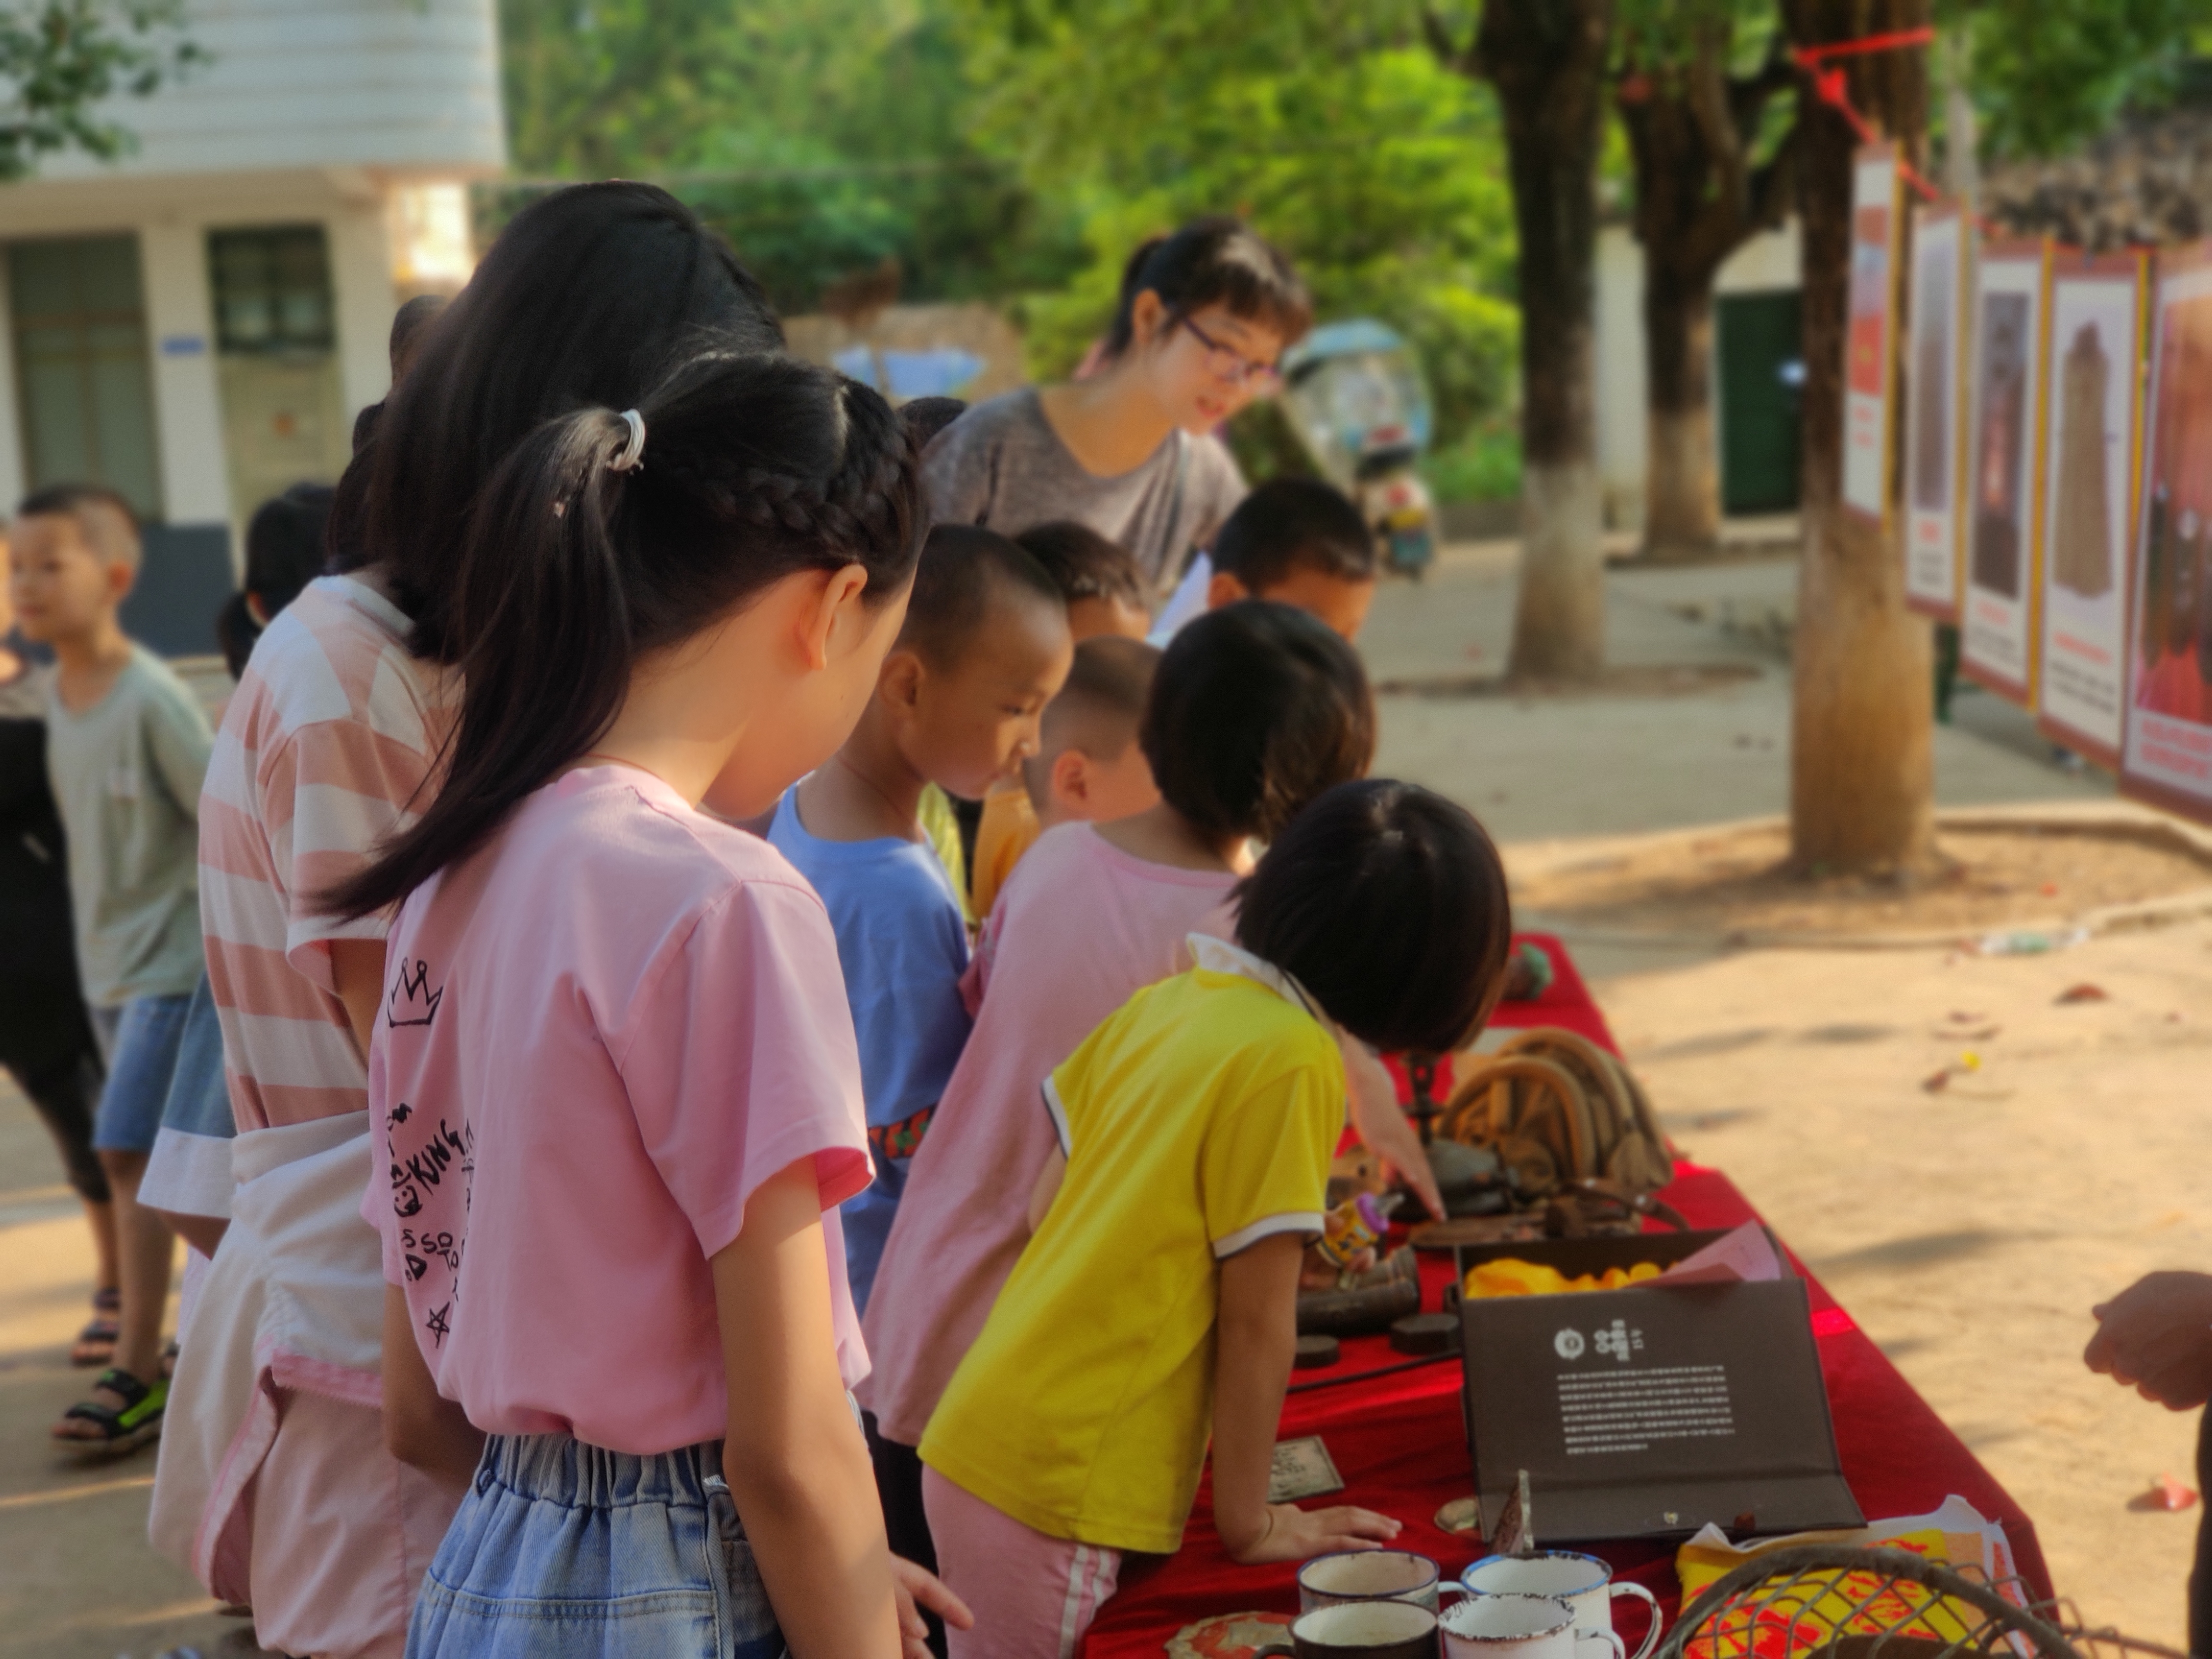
[878,646,925,712]
[1050,747,1090,811]
[107,559,137,605]
[1205,570,1249,611]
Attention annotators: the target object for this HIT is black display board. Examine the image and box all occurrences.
[1455,1230,1863,1544]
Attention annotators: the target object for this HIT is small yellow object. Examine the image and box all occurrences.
[1960,1050,1981,1070]
[1465,1258,1664,1299]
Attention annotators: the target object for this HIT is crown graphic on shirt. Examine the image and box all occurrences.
[386,958,444,1028]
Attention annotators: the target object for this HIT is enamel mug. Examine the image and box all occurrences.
[1253,1598,1443,1659]
[1439,1592,1625,1659]
[1458,1552,1661,1659]
[1298,1549,1452,1612]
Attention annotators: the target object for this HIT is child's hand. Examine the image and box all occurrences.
[1337,1036,1447,1222]
[890,1555,974,1659]
[1223,1501,1404,1565]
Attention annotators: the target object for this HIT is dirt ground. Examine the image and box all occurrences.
[1518,817,2212,943]
[2,541,2207,1652]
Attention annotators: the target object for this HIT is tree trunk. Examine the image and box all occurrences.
[1475,0,1616,682]
[1644,267,1721,559]
[1784,0,1937,875]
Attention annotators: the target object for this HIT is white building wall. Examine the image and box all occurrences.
[1595,219,1804,531]
[36,0,504,183]
[140,218,232,525]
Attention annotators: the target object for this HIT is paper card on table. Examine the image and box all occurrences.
[1656,1220,1785,1286]
[1269,1435,1345,1503]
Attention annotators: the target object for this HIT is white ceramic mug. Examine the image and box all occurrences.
[1458,1552,1661,1659]
[1299,1550,1451,1613]
[1254,1599,1443,1659]
[1439,1593,1625,1659]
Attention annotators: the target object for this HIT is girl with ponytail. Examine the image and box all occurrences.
[352,352,956,1658]
[925,216,1311,602]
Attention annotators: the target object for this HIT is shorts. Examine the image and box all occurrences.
[922,1465,1122,1659]
[408,1434,784,1659]
[88,991,193,1154]
[139,976,237,1219]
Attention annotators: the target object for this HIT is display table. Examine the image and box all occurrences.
[1075,936,2053,1657]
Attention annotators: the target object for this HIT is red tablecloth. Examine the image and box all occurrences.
[1076,938,2052,1657]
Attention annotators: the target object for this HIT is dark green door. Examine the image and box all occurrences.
[1717,288,1803,515]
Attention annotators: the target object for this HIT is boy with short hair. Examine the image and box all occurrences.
[972,637,1161,919]
[969,525,1154,916]
[10,484,212,1454]
[770,524,1074,1315]
[1204,475,1379,641]
[1014,520,1152,642]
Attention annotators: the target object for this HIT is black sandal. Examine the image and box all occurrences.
[70,1287,120,1367]
[53,1366,168,1456]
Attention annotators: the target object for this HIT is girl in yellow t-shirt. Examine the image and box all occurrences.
[918,778,1515,1659]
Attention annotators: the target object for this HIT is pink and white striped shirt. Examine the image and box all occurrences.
[199,576,453,1135]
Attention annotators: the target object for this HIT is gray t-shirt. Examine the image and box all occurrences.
[922,388,1247,596]
[45,644,213,1006]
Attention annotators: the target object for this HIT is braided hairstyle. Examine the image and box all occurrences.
[330,181,783,664]
[327,352,923,919]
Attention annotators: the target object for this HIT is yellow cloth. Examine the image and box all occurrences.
[1464,1259,1663,1299]
[971,788,1043,919]
[916,783,972,925]
[921,962,1345,1553]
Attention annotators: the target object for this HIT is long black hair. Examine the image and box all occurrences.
[330,181,782,663]
[1103,216,1312,361]
[327,353,924,920]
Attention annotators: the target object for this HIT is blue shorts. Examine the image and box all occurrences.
[408,1435,784,1659]
[87,991,193,1154]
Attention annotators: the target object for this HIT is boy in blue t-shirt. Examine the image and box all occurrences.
[770,525,1073,1313]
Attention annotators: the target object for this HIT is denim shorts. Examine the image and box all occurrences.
[407,1434,786,1659]
[88,990,193,1154]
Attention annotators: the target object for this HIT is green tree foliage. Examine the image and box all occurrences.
[1949,0,2212,159]
[0,0,199,180]
[495,0,1085,311]
[953,0,1521,455]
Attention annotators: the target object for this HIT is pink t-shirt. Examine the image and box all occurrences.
[365,764,874,1455]
[859,823,1236,1447]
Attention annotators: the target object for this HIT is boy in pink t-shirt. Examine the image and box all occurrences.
[860,601,1377,1570]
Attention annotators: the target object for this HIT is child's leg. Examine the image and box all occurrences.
[922,1466,1120,1659]
[55,994,189,1443]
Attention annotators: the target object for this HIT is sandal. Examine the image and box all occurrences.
[70,1288,120,1368]
[53,1366,168,1456]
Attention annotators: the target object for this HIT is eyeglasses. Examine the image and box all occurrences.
[1178,315,1280,391]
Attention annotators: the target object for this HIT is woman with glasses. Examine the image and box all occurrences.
[923,217,1311,607]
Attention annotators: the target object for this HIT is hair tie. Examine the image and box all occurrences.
[609,409,647,473]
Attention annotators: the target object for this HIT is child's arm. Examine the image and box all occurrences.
[1339,1036,1446,1222]
[1211,1232,1404,1564]
[146,681,214,820]
[713,1159,902,1659]
[379,1286,483,1494]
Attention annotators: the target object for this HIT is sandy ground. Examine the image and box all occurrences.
[2,542,2205,1652]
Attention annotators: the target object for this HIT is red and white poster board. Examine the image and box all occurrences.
[1842,144,1902,524]
[2122,242,2212,825]
[2036,251,2147,769]
[1960,240,2052,704]
[1903,206,1972,617]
